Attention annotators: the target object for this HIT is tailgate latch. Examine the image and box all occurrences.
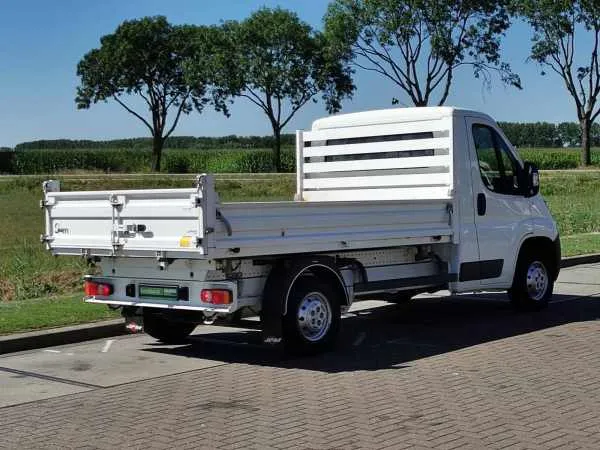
[110,194,126,250]
[109,194,125,207]
[126,224,147,234]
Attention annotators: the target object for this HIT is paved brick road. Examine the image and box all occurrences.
[1,269,600,449]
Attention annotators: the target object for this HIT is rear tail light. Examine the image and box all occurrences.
[200,289,232,305]
[84,280,114,297]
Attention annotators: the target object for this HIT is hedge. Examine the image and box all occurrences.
[14,135,295,151]
[1,147,599,175]
[519,149,600,169]
[0,148,295,174]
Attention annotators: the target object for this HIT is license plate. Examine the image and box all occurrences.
[139,285,178,299]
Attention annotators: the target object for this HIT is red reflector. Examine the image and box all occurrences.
[84,280,113,297]
[200,289,232,305]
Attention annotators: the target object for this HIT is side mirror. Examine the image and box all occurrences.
[523,161,539,197]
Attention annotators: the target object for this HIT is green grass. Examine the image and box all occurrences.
[561,234,600,257]
[0,294,120,335]
[540,171,600,236]
[0,189,88,302]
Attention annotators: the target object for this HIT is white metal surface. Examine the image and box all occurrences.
[44,190,453,261]
[43,176,216,258]
[299,109,453,202]
[211,199,452,259]
[464,115,533,288]
[303,137,449,157]
[45,188,196,251]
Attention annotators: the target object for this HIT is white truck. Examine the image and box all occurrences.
[42,107,560,354]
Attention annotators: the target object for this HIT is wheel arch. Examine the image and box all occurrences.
[285,264,348,313]
[515,236,560,281]
[260,255,350,346]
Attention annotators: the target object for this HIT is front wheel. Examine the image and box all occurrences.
[509,253,553,310]
[143,310,197,344]
[282,279,341,355]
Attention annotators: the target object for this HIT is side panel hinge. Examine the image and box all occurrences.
[40,234,54,244]
[42,180,60,194]
[40,197,56,208]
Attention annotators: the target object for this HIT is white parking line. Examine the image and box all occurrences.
[101,340,115,353]
[43,349,61,354]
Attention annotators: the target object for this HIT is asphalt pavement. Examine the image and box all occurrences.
[1,262,600,449]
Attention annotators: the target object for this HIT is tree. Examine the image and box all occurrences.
[557,122,581,147]
[196,8,354,171]
[76,17,226,171]
[592,121,600,147]
[324,0,521,107]
[515,0,600,165]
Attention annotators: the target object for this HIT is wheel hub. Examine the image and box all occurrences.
[296,292,332,342]
[526,261,549,301]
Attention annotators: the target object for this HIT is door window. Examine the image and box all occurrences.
[472,124,520,195]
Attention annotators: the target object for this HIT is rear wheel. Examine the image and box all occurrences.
[283,279,340,355]
[143,310,197,344]
[509,251,553,310]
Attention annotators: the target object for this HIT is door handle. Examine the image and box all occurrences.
[477,193,486,216]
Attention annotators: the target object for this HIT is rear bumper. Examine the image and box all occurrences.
[85,297,232,313]
[83,275,238,314]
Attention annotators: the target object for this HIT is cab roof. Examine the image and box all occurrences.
[311,106,493,130]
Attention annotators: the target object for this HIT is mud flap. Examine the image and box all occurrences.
[260,257,347,348]
[260,268,286,347]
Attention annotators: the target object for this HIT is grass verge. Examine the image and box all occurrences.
[561,234,600,258]
[0,294,120,335]
[541,171,600,236]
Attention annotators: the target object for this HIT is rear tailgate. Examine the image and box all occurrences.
[41,176,216,258]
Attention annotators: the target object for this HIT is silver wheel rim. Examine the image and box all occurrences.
[296,292,332,342]
[526,261,549,301]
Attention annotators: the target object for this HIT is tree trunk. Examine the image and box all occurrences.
[272,127,281,172]
[580,117,592,167]
[151,134,163,172]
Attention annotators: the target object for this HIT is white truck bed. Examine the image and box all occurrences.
[42,109,456,261]
[42,179,454,260]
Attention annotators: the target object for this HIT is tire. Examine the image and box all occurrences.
[282,279,341,355]
[143,310,197,344]
[508,250,554,311]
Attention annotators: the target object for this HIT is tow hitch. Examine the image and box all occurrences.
[122,307,143,334]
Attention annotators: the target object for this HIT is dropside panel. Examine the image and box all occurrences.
[44,187,210,258]
[212,199,453,259]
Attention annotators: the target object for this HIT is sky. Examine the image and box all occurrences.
[0,0,589,148]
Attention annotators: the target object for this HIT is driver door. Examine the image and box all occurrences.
[465,117,533,288]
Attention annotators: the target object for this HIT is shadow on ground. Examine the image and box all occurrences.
[143,293,600,373]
